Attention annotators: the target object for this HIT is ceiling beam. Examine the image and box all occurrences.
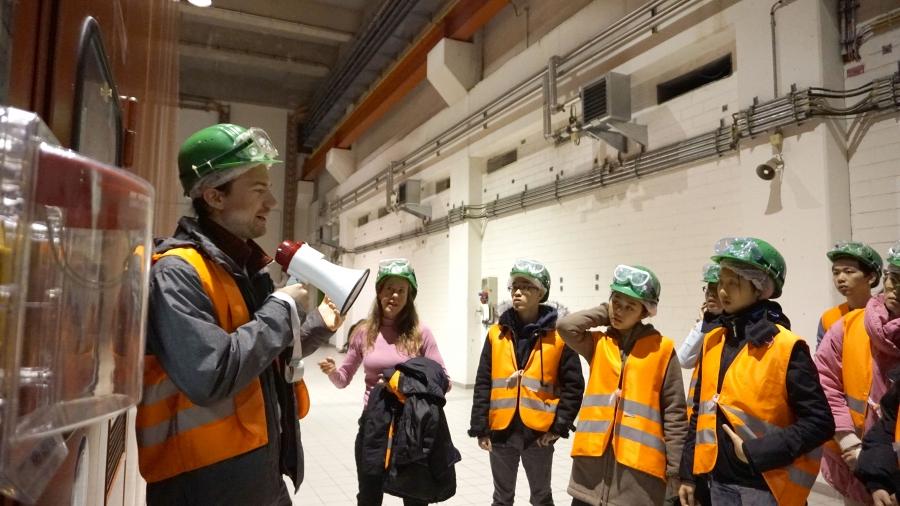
[180,42,330,78]
[180,4,353,45]
[301,0,510,180]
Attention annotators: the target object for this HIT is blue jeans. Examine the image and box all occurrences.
[709,480,777,506]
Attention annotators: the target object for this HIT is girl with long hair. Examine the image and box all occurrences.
[318,258,446,506]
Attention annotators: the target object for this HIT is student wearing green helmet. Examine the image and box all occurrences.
[679,237,834,506]
[677,264,724,369]
[140,124,341,505]
[557,264,687,505]
[814,241,900,505]
[470,258,583,506]
[816,241,883,347]
[318,258,447,505]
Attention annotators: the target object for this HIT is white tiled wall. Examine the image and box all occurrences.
[846,29,900,255]
[327,0,900,384]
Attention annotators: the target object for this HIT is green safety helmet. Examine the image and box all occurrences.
[509,258,551,303]
[701,263,720,284]
[886,241,900,273]
[711,237,786,298]
[610,264,660,316]
[375,258,418,299]
[827,241,883,279]
[178,123,281,196]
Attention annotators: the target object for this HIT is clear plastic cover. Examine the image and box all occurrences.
[0,107,153,502]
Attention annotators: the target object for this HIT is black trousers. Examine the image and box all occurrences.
[354,427,427,506]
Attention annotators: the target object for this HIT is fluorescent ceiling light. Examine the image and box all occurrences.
[187,0,212,6]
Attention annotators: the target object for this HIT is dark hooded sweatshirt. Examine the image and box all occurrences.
[468,304,584,445]
[679,300,835,490]
[855,367,900,496]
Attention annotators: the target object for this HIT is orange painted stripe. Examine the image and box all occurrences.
[302,0,510,180]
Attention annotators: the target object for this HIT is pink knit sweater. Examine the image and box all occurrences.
[327,317,446,406]
[815,294,900,503]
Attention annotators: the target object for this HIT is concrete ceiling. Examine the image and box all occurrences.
[178,0,388,110]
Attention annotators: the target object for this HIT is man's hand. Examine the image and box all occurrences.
[873,490,899,506]
[277,283,309,311]
[678,483,696,506]
[536,432,559,447]
[722,424,749,463]
[478,436,492,452]
[841,445,861,471]
[318,357,336,374]
[318,296,343,331]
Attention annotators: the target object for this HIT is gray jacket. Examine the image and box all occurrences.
[144,217,333,506]
[557,304,687,506]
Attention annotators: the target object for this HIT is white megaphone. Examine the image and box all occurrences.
[275,240,370,315]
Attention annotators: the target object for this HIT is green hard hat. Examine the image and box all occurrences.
[376,259,418,299]
[610,264,661,307]
[509,258,551,303]
[886,241,900,271]
[827,241,883,276]
[177,123,281,196]
[711,237,786,298]
[702,263,720,284]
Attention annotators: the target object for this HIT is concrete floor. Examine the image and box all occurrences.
[289,345,843,505]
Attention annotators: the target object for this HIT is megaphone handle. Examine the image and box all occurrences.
[271,288,305,384]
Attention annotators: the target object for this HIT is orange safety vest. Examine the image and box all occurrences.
[693,326,822,506]
[487,324,565,432]
[571,331,674,480]
[820,303,850,337]
[136,247,309,483]
[841,309,873,430]
[823,309,874,456]
[895,405,900,468]
[687,362,700,421]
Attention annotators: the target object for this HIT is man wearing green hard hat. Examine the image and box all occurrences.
[557,263,688,506]
[137,124,342,505]
[469,258,583,506]
[679,237,834,506]
[816,241,883,347]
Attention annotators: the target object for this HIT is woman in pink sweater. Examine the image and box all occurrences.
[318,258,446,506]
[815,241,900,505]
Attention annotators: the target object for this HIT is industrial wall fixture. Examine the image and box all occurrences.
[396,179,432,221]
[575,72,646,150]
[325,0,699,224]
[347,72,900,253]
[756,130,784,181]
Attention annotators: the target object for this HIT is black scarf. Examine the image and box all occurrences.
[719,300,791,346]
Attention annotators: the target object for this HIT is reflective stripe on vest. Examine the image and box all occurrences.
[571,330,674,481]
[136,247,308,483]
[487,324,565,432]
[693,326,822,506]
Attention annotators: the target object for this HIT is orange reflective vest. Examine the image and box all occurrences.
[895,405,900,467]
[487,324,565,432]
[693,326,822,506]
[136,247,309,483]
[820,303,850,337]
[571,331,674,480]
[841,309,873,430]
[687,364,700,421]
[823,309,874,456]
